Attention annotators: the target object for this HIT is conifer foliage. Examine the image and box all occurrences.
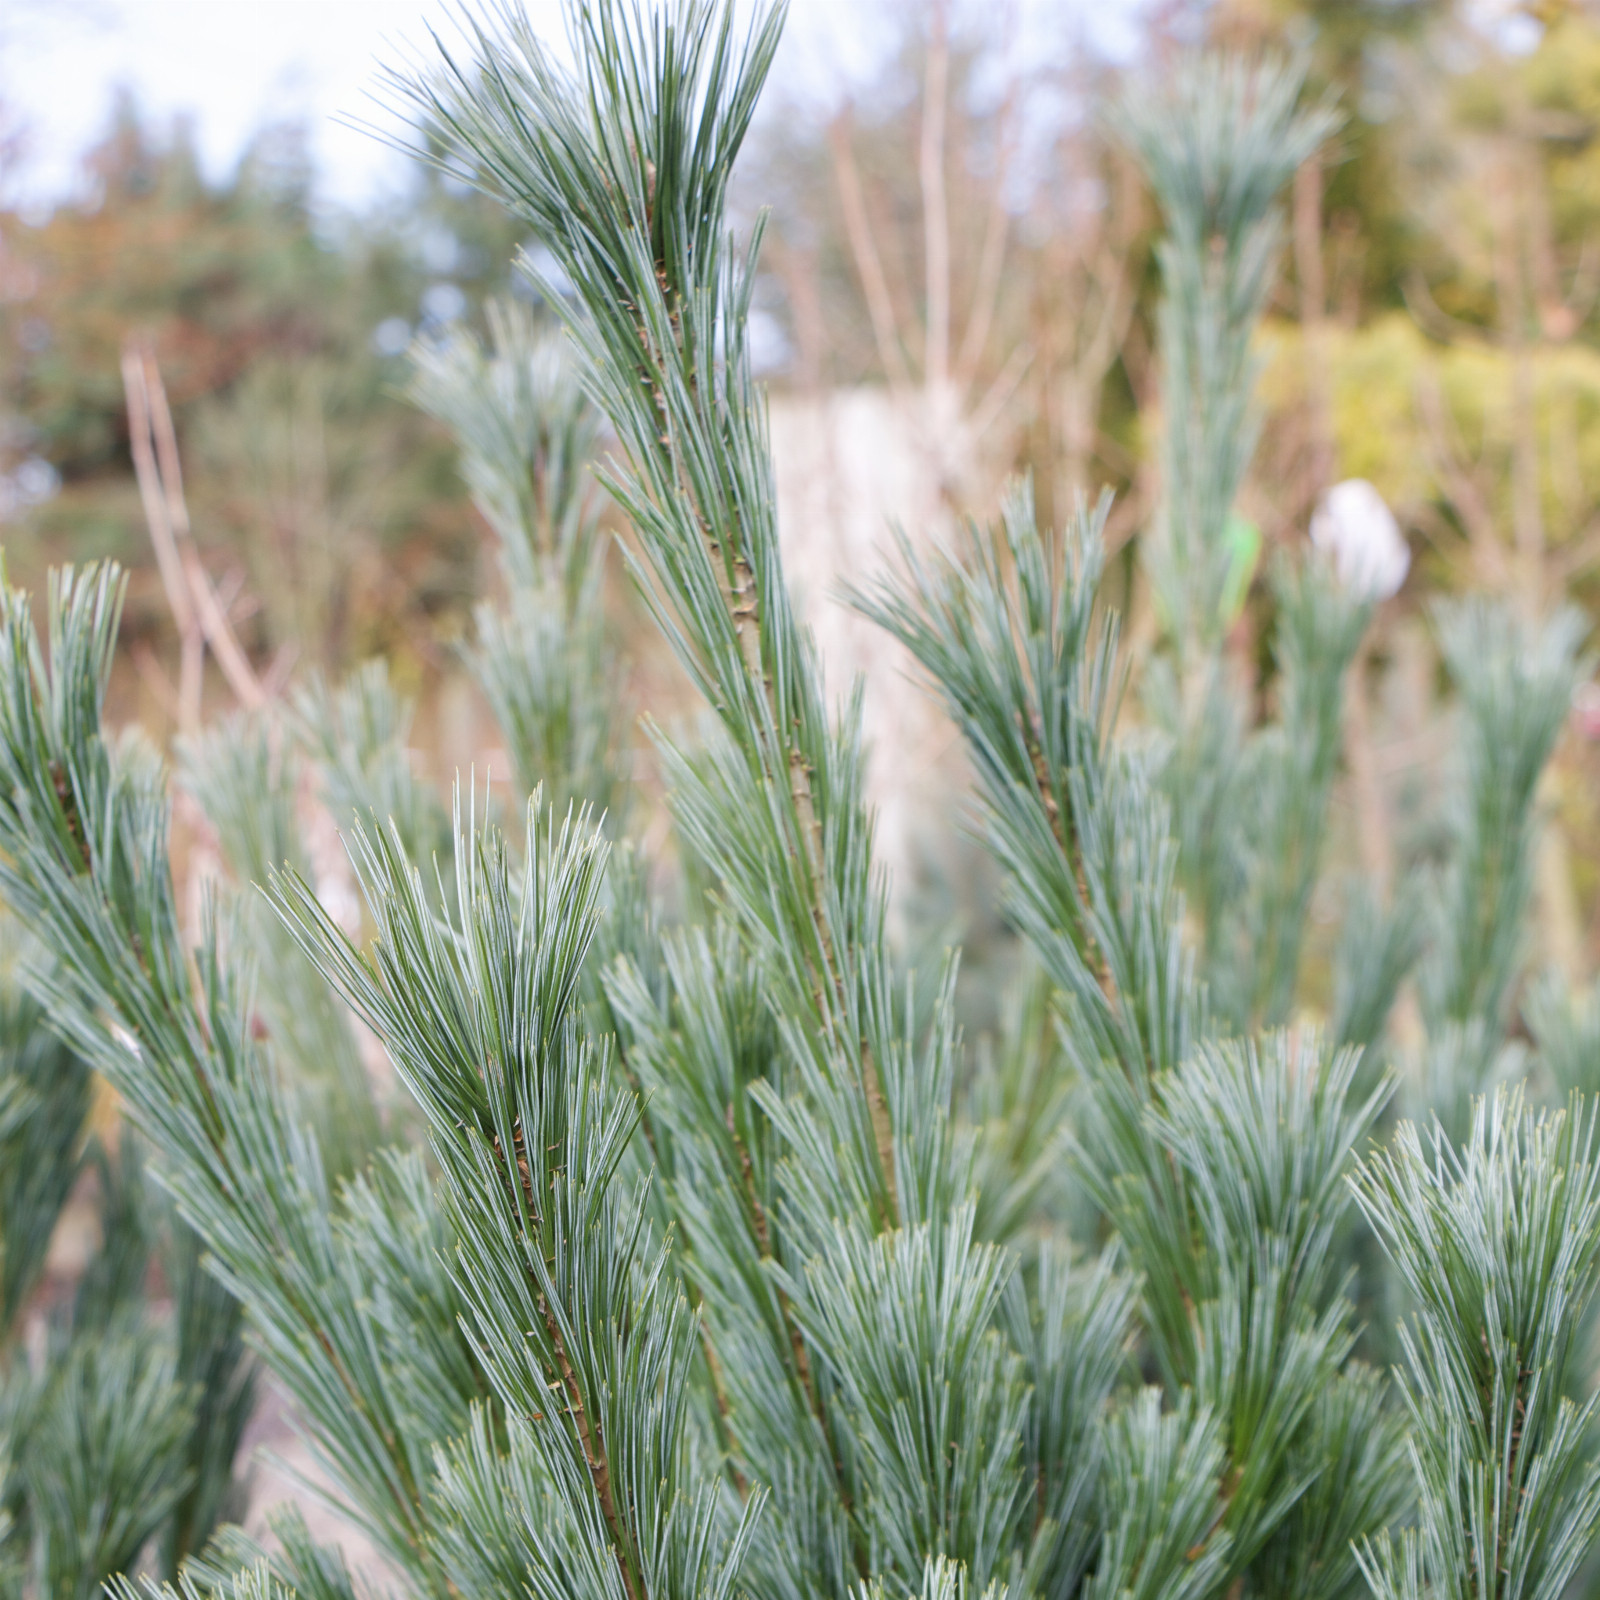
[1355,1089,1600,1600]
[408,298,623,823]
[2,4,1600,1600]
[0,580,254,1598]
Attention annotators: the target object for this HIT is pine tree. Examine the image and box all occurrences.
[2,5,1599,1600]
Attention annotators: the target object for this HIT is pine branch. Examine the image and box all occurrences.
[1080,1390,1232,1600]
[393,0,912,1230]
[603,918,853,1508]
[855,486,1196,1091]
[270,790,760,1600]
[1112,51,1337,659]
[859,1554,1001,1600]
[1525,968,1600,1099]
[387,15,1078,1597]
[112,1560,293,1600]
[0,1436,16,1598]
[966,964,1076,1245]
[409,296,602,598]
[858,481,1404,1588]
[1111,53,1372,1042]
[188,1505,360,1600]
[0,564,477,1596]
[21,1329,197,1600]
[0,958,93,1338]
[1424,600,1586,1035]
[177,710,382,1176]
[292,660,450,875]
[410,300,625,822]
[1145,559,1374,1035]
[1331,879,1423,1055]
[157,1187,258,1576]
[780,1205,1028,1596]
[1235,562,1372,1030]
[1354,1087,1600,1600]
[1003,1242,1135,1596]
[1,970,247,1597]
[466,584,622,823]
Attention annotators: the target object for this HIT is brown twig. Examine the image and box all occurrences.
[919,1,952,393]
[1490,160,1546,616]
[263,641,301,698]
[1025,723,1114,1005]
[954,3,1020,390]
[1402,269,1485,348]
[542,1293,644,1600]
[140,346,269,708]
[967,343,1033,443]
[122,347,204,735]
[123,341,269,722]
[1295,150,1335,499]
[1415,370,1514,593]
[830,114,913,391]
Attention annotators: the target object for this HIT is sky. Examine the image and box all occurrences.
[0,0,1148,217]
[1,0,556,213]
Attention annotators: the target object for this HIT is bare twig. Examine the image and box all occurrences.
[1415,369,1513,592]
[955,8,1020,390]
[1560,233,1600,330]
[919,1,951,392]
[768,233,827,395]
[1402,269,1485,347]
[1490,159,1545,615]
[122,347,204,735]
[1295,151,1335,499]
[830,114,913,390]
[124,341,268,715]
[263,642,301,698]
[1103,484,1146,558]
[143,348,269,708]
[1343,635,1393,893]
[967,342,1033,441]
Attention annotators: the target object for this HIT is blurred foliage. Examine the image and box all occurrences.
[6,0,1600,947]
[188,354,445,669]
[6,2,1600,627]
[8,103,339,472]
[1258,315,1600,556]
[0,95,530,689]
